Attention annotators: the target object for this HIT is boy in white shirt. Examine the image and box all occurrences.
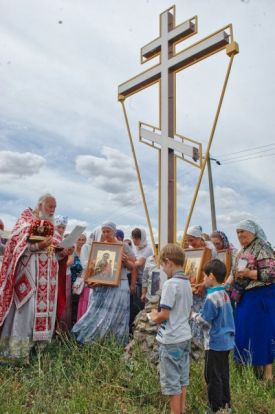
[150,244,193,414]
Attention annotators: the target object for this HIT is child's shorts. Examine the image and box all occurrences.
[158,339,191,395]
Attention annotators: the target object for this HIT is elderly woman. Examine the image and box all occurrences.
[233,220,275,380]
[186,225,217,357]
[72,222,134,346]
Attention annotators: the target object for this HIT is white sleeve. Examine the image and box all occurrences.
[159,281,176,310]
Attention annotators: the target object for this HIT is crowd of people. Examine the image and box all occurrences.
[0,193,274,414]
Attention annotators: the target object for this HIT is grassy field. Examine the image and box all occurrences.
[0,337,274,414]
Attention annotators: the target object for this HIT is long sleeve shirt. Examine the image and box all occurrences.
[191,286,235,351]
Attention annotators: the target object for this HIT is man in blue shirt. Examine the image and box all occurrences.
[191,259,235,414]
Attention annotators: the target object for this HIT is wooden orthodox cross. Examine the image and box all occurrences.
[118,5,237,249]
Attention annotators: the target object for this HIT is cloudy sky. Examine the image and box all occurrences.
[0,0,274,245]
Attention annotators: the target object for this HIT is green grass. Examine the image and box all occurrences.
[0,337,274,414]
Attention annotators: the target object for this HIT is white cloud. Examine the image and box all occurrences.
[215,186,239,210]
[76,146,142,206]
[0,151,45,180]
[0,163,148,231]
[0,212,18,231]
[217,210,254,226]
[76,146,135,180]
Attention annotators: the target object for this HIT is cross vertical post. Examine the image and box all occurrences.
[161,10,176,246]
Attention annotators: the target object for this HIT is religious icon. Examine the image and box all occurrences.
[85,242,123,287]
[151,271,160,296]
[184,247,212,285]
[217,249,232,277]
[94,251,115,278]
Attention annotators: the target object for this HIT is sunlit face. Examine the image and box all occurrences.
[204,272,215,288]
[40,197,56,219]
[186,235,204,249]
[56,224,66,236]
[76,234,87,248]
[182,238,189,249]
[102,227,115,242]
[211,236,224,251]
[236,229,255,248]
[161,258,173,278]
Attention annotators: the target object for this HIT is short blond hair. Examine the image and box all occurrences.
[159,243,185,266]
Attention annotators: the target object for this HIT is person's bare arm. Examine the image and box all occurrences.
[135,257,146,268]
[150,308,170,324]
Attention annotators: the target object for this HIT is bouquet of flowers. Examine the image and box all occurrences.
[29,220,54,241]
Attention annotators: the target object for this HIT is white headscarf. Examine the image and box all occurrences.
[139,228,148,249]
[236,220,267,241]
[54,215,68,226]
[101,222,117,234]
[187,225,203,239]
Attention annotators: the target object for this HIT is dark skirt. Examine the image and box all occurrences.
[234,284,275,366]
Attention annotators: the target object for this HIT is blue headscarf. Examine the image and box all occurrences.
[116,229,124,240]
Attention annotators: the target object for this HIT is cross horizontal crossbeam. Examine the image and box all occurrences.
[141,18,196,61]
[139,124,201,166]
[118,29,230,98]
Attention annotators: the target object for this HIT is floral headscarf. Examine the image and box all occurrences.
[217,230,230,249]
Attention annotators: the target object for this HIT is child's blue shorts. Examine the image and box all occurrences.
[158,339,191,395]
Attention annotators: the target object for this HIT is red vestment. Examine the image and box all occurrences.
[0,209,61,342]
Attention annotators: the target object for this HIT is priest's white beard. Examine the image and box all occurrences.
[38,210,54,223]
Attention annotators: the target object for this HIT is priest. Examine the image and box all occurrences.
[0,193,61,363]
